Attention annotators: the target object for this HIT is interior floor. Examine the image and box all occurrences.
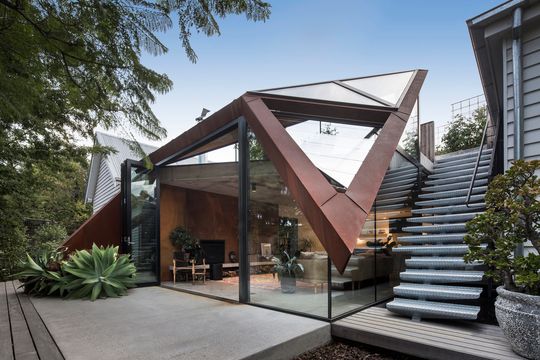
[162,273,394,318]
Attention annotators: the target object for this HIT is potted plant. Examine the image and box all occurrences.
[169,226,200,261]
[465,160,540,359]
[272,251,304,293]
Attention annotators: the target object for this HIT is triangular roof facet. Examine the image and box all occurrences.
[255,70,415,108]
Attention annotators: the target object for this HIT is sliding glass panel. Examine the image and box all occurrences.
[122,160,159,285]
[158,127,239,301]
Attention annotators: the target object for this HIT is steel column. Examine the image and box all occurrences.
[238,116,250,303]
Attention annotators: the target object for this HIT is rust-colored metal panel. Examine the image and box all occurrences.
[241,70,427,273]
[255,94,392,127]
[346,70,427,212]
[242,96,368,272]
[149,98,242,165]
[62,193,122,252]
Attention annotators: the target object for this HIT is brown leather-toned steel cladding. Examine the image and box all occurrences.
[346,70,427,212]
[345,113,411,212]
[241,95,367,273]
[149,98,242,165]
[256,94,392,127]
[62,193,122,252]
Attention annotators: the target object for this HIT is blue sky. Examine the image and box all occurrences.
[133,0,502,147]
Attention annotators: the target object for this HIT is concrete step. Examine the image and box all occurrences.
[415,194,484,207]
[422,178,488,192]
[399,269,485,283]
[393,283,483,300]
[418,187,487,199]
[405,257,482,269]
[406,213,481,224]
[398,233,467,244]
[434,159,490,174]
[402,223,468,233]
[411,203,486,215]
[425,173,489,186]
[393,244,487,255]
[428,166,490,179]
[386,298,480,320]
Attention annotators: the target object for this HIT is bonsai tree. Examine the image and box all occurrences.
[465,160,540,295]
[170,227,199,255]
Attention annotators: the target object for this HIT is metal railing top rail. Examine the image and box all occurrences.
[465,116,497,208]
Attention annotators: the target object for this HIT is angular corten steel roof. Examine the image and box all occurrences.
[149,70,427,273]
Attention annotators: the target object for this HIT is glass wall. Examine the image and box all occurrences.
[158,128,240,301]
[127,163,159,285]
[152,117,422,319]
[247,130,329,318]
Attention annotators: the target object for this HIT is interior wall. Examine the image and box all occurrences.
[159,184,239,281]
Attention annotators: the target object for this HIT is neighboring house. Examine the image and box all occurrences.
[468,0,540,255]
[85,132,158,213]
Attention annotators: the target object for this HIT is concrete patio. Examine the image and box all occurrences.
[28,285,330,360]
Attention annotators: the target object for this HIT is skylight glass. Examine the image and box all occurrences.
[341,71,414,106]
[260,82,383,106]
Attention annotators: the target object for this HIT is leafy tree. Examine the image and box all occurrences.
[437,106,487,154]
[0,0,271,279]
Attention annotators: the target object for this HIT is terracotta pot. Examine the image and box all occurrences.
[495,286,540,359]
[280,276,296,294]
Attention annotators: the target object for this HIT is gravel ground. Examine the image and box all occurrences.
[294,340,421,360]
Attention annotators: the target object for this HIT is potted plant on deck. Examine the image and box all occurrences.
[465,160,540,359]
[272,251,304,293]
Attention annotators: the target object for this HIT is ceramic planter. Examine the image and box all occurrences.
[280,276,296,293]
[495,286,540,359]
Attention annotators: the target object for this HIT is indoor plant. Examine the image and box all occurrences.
[272,251,304,293]
[465,160,540,359]
[170,226,200,260]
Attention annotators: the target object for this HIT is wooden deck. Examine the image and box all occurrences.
[332,307,523,360]
[1,281,63,360]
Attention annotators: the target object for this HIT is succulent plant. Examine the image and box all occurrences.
[61,244,137,301]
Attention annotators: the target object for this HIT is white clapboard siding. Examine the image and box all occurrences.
[93,157,118,213]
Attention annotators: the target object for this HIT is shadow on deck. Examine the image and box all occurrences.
[332,307,523,360]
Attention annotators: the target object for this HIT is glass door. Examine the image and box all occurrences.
[121,160,160,285]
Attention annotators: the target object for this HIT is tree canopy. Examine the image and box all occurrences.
[0,0,271,278]
[437,106,487,154]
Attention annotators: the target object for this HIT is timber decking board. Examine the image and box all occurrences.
[332,307,523,360]
[0,282,13,360]
[0,282,63,360]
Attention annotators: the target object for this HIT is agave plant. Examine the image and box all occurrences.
[16,248,65,296]
[61,244,136,301]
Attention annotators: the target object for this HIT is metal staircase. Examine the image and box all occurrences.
[387,148,493,321]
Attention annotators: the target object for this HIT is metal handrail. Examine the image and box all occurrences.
[465,118,490,208]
